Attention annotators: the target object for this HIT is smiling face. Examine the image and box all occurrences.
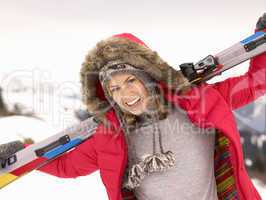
[108,72,151,116]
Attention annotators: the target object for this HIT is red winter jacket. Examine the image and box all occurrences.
[38,29,266,200]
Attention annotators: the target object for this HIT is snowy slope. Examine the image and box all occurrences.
[2,79,82,131]
[253,179,266,199]
[0,116,57,143]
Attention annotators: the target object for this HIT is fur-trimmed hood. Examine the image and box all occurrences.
[80,33,189,123]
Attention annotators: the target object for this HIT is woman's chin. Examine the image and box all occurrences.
[124,105,145,116]
[126,108,143,116]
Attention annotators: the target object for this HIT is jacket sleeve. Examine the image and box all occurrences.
[37,134,98,178]
[211,28,266,110]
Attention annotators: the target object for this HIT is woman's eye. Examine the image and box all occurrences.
[111,87,120,93]
[127,78,136,84]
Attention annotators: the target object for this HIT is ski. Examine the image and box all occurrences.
[180,30,266,86]
[0,116,99,189]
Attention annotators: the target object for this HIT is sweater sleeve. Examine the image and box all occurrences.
[37,133,98,178]
[211,28,266,110]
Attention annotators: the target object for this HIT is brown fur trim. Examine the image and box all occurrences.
[80,35,189,121]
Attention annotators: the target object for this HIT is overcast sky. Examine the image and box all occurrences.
[0,0,265,87]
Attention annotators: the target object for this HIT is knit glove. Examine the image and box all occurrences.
[0,141,24,161]
[256,13,266,31]
[0,138,34,161]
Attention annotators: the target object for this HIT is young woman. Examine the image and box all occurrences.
[1,14,266,200]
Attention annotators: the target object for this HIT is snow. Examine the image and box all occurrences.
[0,116,57,143]
[1,77,82,132]
[1,171,109,200]
[253,179,266,199]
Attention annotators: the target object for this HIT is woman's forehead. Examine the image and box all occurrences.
[108,72,135,86]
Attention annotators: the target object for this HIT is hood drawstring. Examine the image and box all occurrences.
[123,111,176,190]
[144,114,175,173]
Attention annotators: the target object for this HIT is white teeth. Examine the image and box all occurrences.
[126,97,141,106]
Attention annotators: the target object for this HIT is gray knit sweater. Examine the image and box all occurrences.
[126,106,219,200]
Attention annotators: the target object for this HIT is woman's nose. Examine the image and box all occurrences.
[120,87,131,97]
[120,88,136,100]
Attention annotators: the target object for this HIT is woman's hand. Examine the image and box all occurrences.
[0,141,24,161]
[256,13,266,31]
[0,138,34,161]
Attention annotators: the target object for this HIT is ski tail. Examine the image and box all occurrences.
[0,173,19,189]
